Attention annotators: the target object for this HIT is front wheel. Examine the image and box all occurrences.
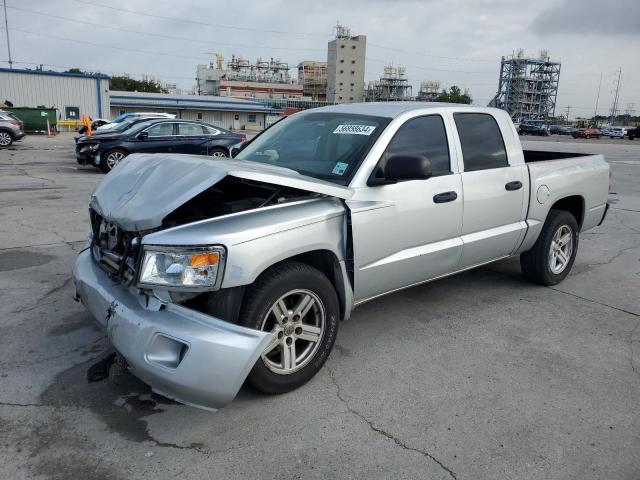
[0,130,14,147]
[239,261,339,394]
[100,148,127,172]
[520,209,579,285]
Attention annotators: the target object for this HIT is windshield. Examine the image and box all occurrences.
[236,111,391,185]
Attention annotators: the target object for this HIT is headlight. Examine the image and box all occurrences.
[80,144,99,152]
[138,246,225,290]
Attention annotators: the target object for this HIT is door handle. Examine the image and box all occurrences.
[505,181,523,191]
[433,191,458,203]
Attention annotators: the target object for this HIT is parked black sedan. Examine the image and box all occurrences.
[76,119,246,172]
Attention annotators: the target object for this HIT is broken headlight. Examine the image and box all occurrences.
[138,246,225,290]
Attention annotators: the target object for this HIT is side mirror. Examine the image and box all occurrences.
[136,131,149,141]
[230,141,247,158]
[369,154,432,186]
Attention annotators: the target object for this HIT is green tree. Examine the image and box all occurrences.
[65,68,84,74]
[109,76,168,93]
[435,85,472,104]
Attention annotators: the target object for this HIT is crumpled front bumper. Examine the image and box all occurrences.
[72,249,274,410]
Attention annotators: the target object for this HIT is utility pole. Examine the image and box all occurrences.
[594,72,602,119]
[609,67,622,126]
[565,105,571,124]
[2,0,12,69]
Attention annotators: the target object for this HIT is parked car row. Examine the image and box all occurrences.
[517,122,640,140]
[76,117,245,171]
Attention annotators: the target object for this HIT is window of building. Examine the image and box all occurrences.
[146,123,175,137]
[248,114,257,123]
[350,83,354,86]
[340,59,344,63]
[197,112,203,120]
[351,71,355,75]
[351,60,356,64]
[340,70,344,74]
[213,112,223,122]
[119,109,126,116]
[377,115,451,178]
[340,45,345,48]
[178,123,204,136]
[453,113,508,171]
[349,97,354,101]
[352,45,356,49]
[338,96,343,100]
[339,82,343,86]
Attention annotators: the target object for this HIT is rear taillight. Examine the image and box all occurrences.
[9,120,21,126]
[240,135,247,142]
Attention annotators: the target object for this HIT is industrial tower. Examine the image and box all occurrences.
[490,49,561,124]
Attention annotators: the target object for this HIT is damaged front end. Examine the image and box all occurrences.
[74,153,351,409]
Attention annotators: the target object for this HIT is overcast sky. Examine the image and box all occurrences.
[2,0,639,119]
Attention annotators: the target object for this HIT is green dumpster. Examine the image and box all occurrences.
[6,107,57,133]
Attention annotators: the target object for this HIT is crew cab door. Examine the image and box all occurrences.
[453,112,527,268]
[348,114,463,302]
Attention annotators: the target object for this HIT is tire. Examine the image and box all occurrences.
[520,209,579,286]
[209,147,228,159]
[238,261,339,394]
[100,148,127,172]
[0,130,14,147]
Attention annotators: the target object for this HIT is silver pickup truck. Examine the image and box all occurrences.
[73,103,610,410]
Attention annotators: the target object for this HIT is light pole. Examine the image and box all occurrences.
[2,0,11,69]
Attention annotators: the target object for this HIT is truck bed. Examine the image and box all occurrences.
[523,150,590,162]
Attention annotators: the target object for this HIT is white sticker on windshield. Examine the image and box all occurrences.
[333,124,376,135]
[332,162,349,175]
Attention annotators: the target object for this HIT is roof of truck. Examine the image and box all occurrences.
[311,102,493,118]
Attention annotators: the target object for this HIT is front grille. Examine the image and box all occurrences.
[90,208,140,285]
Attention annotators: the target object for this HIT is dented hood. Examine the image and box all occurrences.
[91,153,353,231]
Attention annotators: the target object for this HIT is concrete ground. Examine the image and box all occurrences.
[0,133,638,480]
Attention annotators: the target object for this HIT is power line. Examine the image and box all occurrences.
[65,0,330,37]
[6,5,325,53]
[368,43,493,63]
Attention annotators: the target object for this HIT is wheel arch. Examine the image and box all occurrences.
[210,249,352,324]
[549,195,585,229]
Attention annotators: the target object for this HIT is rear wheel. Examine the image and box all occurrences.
[101,148,127,172]
[209,147,228,159]
[0,130,14,147]
[521,209,579,285]
[238,261,339,394]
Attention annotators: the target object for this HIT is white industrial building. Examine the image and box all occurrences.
[0,68,283,131]
[327,24,366,104]
[0,68,110,120]
[109,91,282,131]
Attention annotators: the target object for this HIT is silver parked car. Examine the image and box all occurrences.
[73,103,610,410]
[0,110,26,147]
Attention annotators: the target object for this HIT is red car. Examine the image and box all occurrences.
[571,128,601,139]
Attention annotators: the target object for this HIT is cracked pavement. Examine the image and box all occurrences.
[1,134,639,479]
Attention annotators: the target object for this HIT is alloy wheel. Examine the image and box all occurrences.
[106,151,126,169]
[0,132,12,146]
[259,289,326,375]
[548,224,573,274]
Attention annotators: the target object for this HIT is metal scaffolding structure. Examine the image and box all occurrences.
[490,49,561,124]
[365,65,412,102]
[297,61,327,101]
[416,80,441,102]
[224,55,292,83]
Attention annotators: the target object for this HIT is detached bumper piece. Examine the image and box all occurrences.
[73,249,274,410]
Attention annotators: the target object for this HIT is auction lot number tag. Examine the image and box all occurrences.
[333,124,376,135]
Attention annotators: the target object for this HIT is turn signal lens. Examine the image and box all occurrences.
[190,252,219,268]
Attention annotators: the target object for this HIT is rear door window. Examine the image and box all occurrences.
[178,123,205,136]
[146,123,175,137]
[454,113,508,171]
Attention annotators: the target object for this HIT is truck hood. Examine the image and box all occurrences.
[90,153,353,231]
